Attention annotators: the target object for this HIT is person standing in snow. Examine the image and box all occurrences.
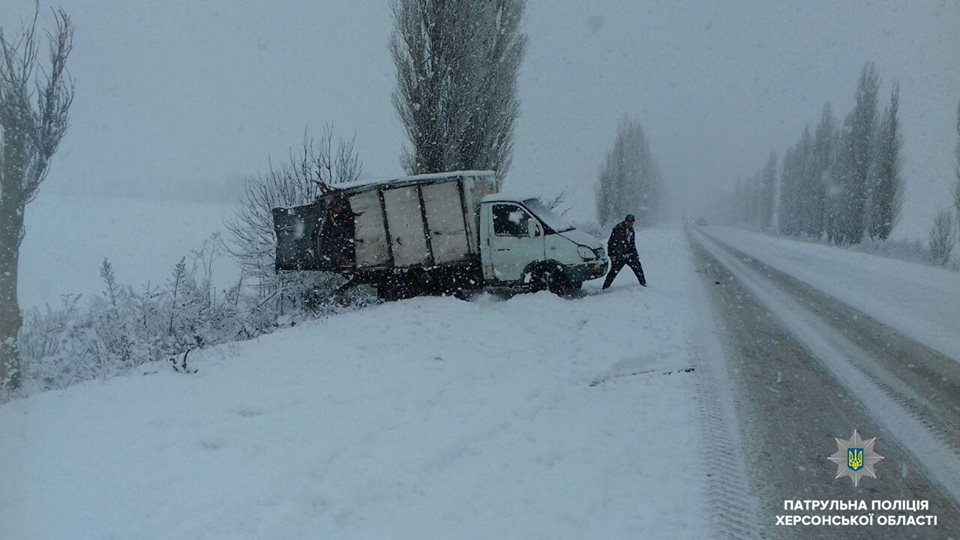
[602,214,647,289]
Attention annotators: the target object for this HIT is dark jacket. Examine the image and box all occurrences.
[607,221,638,258]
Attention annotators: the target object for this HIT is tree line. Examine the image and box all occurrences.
[731,62,904,245]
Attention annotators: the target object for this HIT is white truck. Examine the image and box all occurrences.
[272,170,608,299]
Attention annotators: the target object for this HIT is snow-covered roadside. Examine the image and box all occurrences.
[705,227,960,360]
[2,228,709,539]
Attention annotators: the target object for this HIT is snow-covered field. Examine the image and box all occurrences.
[703,227,960,360]
[2,229,714,539]
[19,193,237,309]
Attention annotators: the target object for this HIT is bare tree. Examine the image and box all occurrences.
[0,6,75,393]
[595,117,661,227]
[390,0,526,182]
[833,63,880,244]
[225,127,362,286]
[540,190,567,212]
[928,209,956,265]
[810,103,836,238]
[760,152,778,230]
[777,142,798,235]
[868,82,903,240]
[953,99,960,239]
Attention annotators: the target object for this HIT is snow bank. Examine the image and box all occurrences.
[2,229,710,539]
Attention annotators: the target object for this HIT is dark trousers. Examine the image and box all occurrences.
[602,254,646,289]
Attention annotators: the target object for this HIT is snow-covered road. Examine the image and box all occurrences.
[689,227,960,538]
[1,229,732,539]
[704,227,960,361]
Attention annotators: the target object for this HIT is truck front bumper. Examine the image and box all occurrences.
[564,259,609,283]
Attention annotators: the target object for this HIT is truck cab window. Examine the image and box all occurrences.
[493,204,530,237]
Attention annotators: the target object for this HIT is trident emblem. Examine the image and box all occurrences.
[847,448,864,471]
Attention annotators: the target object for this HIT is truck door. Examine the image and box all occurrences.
[272,203,331,271]
[487,203,544,282]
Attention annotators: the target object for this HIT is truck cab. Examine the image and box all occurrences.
[479,195,608,293]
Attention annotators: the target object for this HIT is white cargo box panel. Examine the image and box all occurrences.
[383,186,430,267]
[421,181,470,264]
[350,190,390,268]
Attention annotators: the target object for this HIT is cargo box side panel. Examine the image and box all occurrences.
[383,186,430,267]
[351,190,391,269]
[421,182,470,264]
[272,204,331,271]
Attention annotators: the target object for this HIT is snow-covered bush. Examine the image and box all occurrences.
[16,233,374,395]
[10,128,380,397]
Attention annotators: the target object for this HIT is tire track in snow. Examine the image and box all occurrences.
[691,341,762,540]
[685,236,762,539]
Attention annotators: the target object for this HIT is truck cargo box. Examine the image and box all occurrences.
[273,171,498,273]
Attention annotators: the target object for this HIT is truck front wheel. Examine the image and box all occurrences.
[527,265,573,296]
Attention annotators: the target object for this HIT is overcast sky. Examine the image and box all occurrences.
[4,0,960,240]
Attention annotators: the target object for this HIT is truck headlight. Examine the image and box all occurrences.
[578,246,595,260]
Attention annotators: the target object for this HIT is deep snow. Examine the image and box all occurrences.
[2,229,712,539]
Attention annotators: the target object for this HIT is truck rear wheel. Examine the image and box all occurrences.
[376,279,399,301]
[376,269,426,301]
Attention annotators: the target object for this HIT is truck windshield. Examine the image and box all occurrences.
[523,198,574,233]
